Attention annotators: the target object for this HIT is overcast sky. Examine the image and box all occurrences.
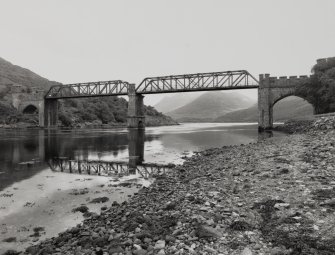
[1,0,334,105]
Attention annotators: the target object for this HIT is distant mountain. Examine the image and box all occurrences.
[215,97,313,122]
[165,91,256,122]
[154,92,202,113]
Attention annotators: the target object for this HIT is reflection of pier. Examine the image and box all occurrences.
[48,158,173,179]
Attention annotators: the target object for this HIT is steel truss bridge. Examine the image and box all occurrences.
[48,158,172,179]
[136,70,258,94]
[45,80,130,99]
[45,70,259,99]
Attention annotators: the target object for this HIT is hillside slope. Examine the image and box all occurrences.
[0,57,60,97]
[0,57,177,127]
[215,97,313,122]
[166,91,255,122]
[154,93,202,113]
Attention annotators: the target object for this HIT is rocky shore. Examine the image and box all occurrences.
[6,118,335,255]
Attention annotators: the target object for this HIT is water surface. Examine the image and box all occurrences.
[0,123,284,252]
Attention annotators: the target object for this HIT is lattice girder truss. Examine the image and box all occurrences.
[48,159,170,178]
[45,80,130,99]
[136,70,259,94]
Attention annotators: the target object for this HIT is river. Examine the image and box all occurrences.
[0,123,284,253]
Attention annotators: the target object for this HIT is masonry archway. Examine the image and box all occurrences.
[273,95,314,123]
[23,104,39,114]
[258,74,314,130]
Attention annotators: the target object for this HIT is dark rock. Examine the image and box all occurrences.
[3,237,16,242]
[72,205,89,213]
[90,197,109,203]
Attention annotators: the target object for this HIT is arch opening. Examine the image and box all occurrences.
[273,96,314,123]
[23,104,38,115]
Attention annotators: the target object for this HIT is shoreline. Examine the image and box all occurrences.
[16,118,335,255]
[0,122,180,130]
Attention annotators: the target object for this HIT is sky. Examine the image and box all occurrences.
[0,0,335,105]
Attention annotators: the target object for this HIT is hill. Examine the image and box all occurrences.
[215,97,313,122]
[0,57,60,97]
[154,92,202,113]
[166,91,256,122]
[0,57,177,127]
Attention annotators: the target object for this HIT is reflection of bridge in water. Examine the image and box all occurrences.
[48,159,173,179]
[47,128,174,179]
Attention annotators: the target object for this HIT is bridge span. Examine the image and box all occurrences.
[41,70,260,129]
[16,57,324,130]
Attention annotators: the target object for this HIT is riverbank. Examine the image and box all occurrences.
[9,119,334,255]
[0,121,179,130]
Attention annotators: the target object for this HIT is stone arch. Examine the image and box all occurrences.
[23,104,39,114]
[258,74,314,130]
[272,95,314,122]
[272,90,297,107]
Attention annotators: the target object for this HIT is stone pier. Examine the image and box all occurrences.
[43,99,58,128]
[127,84,145,128]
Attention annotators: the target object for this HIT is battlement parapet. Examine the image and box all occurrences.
[259,74,314,88]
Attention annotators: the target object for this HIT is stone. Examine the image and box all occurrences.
[144,237,152,243]
[195,225,222,239]
[241,247,253,255]
[133,249,147,255]
[165,235,176,243]
[108,246,124,254]
[154,240,166,249]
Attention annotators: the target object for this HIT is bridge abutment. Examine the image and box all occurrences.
[258,73,312,131]
[127,84,145,129]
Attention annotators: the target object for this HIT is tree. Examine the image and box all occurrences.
[296,58,335,114]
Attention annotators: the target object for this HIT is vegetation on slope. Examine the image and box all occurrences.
[296,58,335,114]
[58,97,177,127]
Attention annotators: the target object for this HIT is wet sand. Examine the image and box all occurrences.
[0,168,151,253]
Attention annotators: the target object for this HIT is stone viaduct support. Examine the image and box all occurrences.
[42,99,58,128]
[258,74,313,131]
[127,84,145,129]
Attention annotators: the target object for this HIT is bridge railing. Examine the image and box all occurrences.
[136,70,259,94]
